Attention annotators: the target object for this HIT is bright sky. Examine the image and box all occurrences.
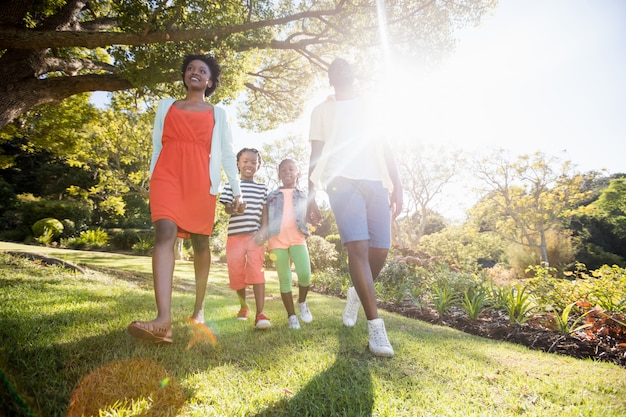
[398,0,626,175]
[233,0,626,219]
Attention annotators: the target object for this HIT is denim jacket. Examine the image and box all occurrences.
[266,188,310,238]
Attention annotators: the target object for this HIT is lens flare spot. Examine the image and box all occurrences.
[185,318,218,349]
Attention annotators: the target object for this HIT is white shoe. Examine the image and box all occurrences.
[343,287,361,327]
[288,314,300,330]
[367,318,394,357]
[298,302,313,323]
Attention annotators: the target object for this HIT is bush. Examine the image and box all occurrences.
[32,218,64,239]
[60,219,76,238]
[306,235,338,272]
[311,269,350,296]
[0,225,31,242]
[108,229,146,251]
[66,228,109,250]
[132,234,154,256]
[19,197,92,233]
[325,234,347,270]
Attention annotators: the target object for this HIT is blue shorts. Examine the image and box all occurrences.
[326,177,391,249]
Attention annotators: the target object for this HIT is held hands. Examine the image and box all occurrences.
[253,227,267,246]
[232,195,246,216]
[307,200,322,227]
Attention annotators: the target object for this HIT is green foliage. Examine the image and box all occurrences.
[543,302,593,336]
[0,178,16,212]
[18,197,92,234]
[431,286,457,317]
[306,235,338,272]
[34,227,56,246]
[131,234,154,256]
[592,177,626,239]
[526,264,626,315]
[324,234,347,271]
[471,150,596,266]
[567,176,626,269]
[588,265,626,313]
[31,217,64,239]
[311,269,351,296]
[376,256,415,304]
[461,286,490,320]
[418,225,505,270]
[66,228,109,250]
[499,284,536,324]
[108,229,152,252]
[60,219,76,238]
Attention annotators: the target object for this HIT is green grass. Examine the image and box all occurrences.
[1,241,626,416]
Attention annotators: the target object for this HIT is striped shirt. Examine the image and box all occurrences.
[220,180,267,236]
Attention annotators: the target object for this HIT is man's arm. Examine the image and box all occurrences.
[383,142,403,220]
[307,140,324,226]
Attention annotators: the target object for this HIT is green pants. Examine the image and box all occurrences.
[270,245,311,293]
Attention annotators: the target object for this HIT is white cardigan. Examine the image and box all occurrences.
[149,98,241,196]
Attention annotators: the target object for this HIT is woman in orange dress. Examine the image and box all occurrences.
[128,54,244,344]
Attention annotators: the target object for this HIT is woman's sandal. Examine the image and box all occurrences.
[127,321,173,344]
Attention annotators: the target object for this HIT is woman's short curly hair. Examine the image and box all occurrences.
[181,54,221,97]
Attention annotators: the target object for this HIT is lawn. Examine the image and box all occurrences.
[1,241,625,416]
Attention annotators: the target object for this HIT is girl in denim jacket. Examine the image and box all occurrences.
[260,159,313,329]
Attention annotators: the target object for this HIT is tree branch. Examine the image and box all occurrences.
[0,8,343,49]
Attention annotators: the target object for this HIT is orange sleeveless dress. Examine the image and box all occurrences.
[149,105,217,237]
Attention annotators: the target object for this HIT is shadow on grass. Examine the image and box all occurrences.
[253,326,375,417]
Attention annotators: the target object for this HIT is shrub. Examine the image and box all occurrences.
[19,197,92,233]
[132,235,154,256]
[542,302,593,335]
[306,235,338,272]
[499,284,536,324]
[32,218,64,239]
[432,286,457,318]
[377,256,415,304]
[66,228,109,250]
[0,225,31,242]
[60,219,76,237]
[108,229,142,251]
[461,285,491,320]
[325,234,347,270]
[311,269,350,296]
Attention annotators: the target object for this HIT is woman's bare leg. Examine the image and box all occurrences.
[190,233,211,322]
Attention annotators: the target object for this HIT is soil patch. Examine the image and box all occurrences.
[383,300,626,369]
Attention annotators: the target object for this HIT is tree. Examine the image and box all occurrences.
[395,143,463,245]
[592,177,626,239]
[566,175,626,269]
[0,0,497,130]
[470,150,594,266]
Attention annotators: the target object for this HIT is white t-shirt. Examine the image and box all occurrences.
[325,98,382,182]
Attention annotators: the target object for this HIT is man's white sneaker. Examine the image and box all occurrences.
[288,314,301,329]
[343,287,361,327]
[367,318,394,357]
[298,302,313,323]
